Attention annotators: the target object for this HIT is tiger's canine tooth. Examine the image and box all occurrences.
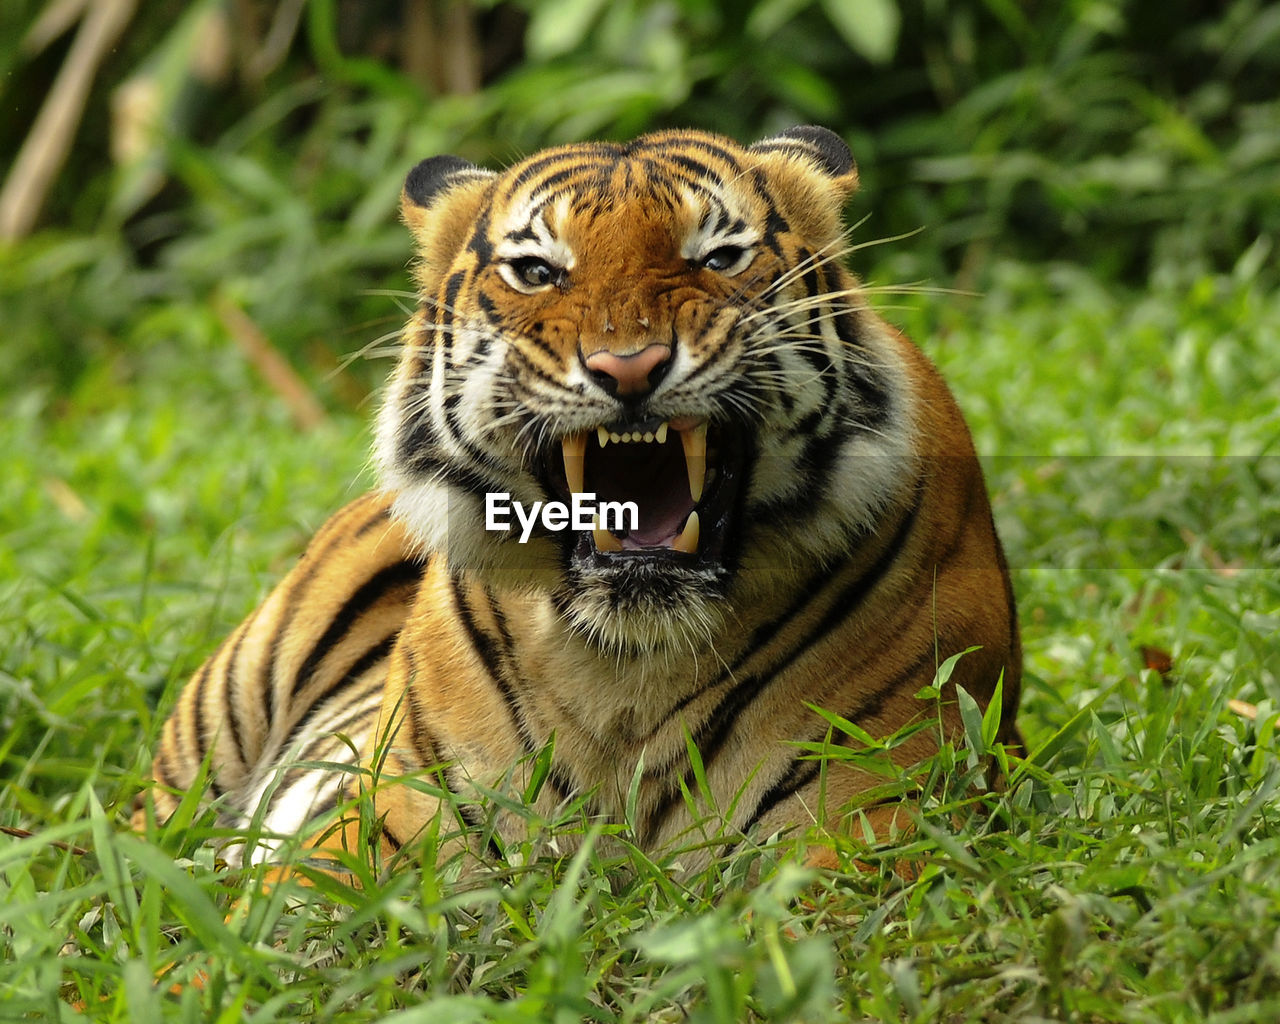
[679,421,708,503]
[656,422,668,444]
[597,427,610,447]
[671,510,700,554]
[592,519,623,552]
[561,432,586,494]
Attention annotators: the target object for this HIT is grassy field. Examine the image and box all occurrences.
[4,1,1279,1017]
[3,230,1278,1020]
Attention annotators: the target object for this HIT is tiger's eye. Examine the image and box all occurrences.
[509,256,558,288]
[701,246,746,272]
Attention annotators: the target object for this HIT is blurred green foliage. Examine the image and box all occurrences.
[2,0,1277,405]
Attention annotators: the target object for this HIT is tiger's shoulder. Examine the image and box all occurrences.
[139,491,424,831]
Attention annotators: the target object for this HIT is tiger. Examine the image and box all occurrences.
[140,126,1021,872]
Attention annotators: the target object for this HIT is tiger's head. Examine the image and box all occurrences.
[377,127,915,653]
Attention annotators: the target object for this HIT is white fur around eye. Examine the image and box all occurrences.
[492,200,577,295]
[679,195,758,276]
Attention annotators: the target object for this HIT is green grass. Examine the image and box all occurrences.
[3,253,1279,1021]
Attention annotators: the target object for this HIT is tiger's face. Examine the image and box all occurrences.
[378,127,914,653]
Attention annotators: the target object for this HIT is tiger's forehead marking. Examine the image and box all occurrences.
[489,141,764,261]
[495,193,579,271]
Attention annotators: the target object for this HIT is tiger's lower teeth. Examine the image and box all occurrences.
[591,510,700,555]
[672,511,700,554]
[592,521,623,552]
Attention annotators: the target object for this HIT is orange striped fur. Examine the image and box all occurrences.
[141,127,1020,871]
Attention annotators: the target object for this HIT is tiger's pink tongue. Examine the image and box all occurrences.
[628,486,693,545]
[621,511,700,552]
[624,509,686,542]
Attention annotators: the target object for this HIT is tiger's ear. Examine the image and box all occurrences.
[400,155,497,292]
[747,126,859,243]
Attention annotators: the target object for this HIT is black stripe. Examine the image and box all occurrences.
[498,307,562,364]
[308,790,340,821]
[190,594,265,772]
[508,343,571,388]
[403,664,440,770]
[671,325,741,391]
[700,489,923,756]
[396,412,440,475]
[484,588,573,800]
[468,209,493,265]
[527,166,602,204]
[452,575,503,680]
[154,743,183,794]
[761,204,790,256]
[222,607,264,768]
[190,657,214,768]
[653,143,741,179]
[749,427,857,525]
[442,763,485,829]
[381,822,404,853]
[846,645,936,727]
[834,317,891,429]
[320,681,387,741]
[398,445,509,498]
[834,308,864,353]
[275,693,387,807]
[742,757,822,836]
[442,271,466,321]
[288,560,422,707]
[262,504,391,730]
[647,165,710,198]
[795,268,835,377]
[451,576,540,760]
[512,147,615,190]
[638,498,902,748]
[638,559,845,748]
[504,221,541,244]
[282,634,397,755]
[433,378,519,481]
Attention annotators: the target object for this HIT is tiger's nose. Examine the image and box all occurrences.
[581,343,672,397]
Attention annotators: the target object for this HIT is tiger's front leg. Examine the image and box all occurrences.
[355,558,551,869]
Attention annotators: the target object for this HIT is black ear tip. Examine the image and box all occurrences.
[770,125,855,177]
[404,154,477,207]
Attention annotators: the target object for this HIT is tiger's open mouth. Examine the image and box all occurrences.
[551,417,745,564]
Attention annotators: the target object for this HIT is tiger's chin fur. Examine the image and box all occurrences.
[563,556,729,656]
[142,126,1021,872]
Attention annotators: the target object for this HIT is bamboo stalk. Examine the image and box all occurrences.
[0,0,137,241]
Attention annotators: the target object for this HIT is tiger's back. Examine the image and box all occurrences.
[142,126,1020,866]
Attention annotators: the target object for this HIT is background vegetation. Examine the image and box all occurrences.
[2,0,1278,1020]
